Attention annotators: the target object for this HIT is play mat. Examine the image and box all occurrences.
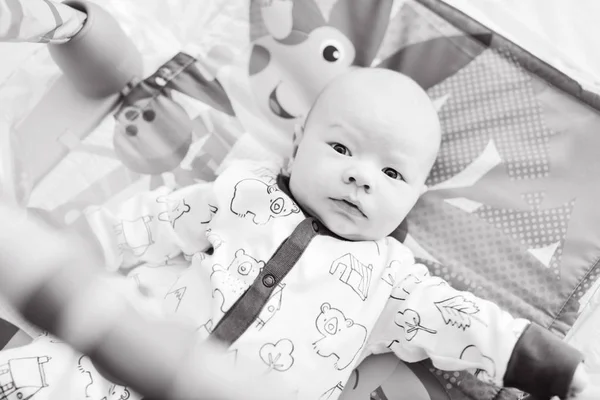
[2,0,600,399]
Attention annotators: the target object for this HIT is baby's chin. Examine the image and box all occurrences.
[322,218,391,242]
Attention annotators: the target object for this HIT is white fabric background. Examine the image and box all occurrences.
[444,0,600,95]
[2,0,600,393]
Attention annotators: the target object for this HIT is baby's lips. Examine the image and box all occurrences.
[261,0,294,40]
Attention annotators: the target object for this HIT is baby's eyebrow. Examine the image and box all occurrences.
[328,122,359,142]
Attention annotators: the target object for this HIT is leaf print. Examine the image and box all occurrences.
[395,309,437,341]
[434,296,480,330]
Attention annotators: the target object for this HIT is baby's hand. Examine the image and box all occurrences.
[562,363,590,399]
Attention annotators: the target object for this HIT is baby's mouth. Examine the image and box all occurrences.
[330,198,367,218]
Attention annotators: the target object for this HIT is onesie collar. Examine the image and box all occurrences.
[276,174,408,243]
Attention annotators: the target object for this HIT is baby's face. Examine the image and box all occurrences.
[289,69,440,241]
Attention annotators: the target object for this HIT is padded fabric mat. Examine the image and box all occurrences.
[1,1,600,399]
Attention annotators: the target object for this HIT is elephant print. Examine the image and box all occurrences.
[156,196,191,228]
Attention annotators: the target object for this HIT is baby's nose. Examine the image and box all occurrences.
[344,168,373,192]
[348,176,370,191]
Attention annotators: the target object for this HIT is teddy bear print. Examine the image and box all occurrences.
[313,303,367,370]
[211,249,266,314]
[230,179,300,225]
[156,196,191,229]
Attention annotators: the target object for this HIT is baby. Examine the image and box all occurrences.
[2,68,590,400]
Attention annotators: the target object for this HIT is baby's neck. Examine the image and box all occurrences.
[276,173,313,220]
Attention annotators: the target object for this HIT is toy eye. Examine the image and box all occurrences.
[142,109,156,122]
[321,41,343,62]
[124,109,140,121]
[125,125,138,136]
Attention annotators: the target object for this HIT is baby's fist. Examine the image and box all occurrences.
[563,363,588,399]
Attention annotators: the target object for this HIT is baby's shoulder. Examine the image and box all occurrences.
[381,236,415,265]
[218,159,284,184]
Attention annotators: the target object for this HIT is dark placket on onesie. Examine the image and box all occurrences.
[210,217,321,346]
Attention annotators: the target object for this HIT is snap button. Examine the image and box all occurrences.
[262,274,276,288]
[312,221,319,232]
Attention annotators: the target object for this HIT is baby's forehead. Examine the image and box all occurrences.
[319,91,436,138]
[318,73,434,115]
[308,68,440,142]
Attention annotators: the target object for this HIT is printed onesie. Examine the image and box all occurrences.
[0,160,582,400]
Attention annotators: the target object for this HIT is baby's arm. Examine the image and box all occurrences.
[368,260,584,399]
[83,182,216,270]
[0,202,292,400]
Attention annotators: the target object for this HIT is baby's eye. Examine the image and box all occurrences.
[330,143,350,156]
[383,167,404,181]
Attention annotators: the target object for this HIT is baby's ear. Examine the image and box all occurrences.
[292,123,304,154]
[285,123,304,174]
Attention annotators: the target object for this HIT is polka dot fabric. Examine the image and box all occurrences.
[576,269,600,302]
[426,49,552,187]
[521,191,545,209]
[409,193,563,327]
[476,200,575,275]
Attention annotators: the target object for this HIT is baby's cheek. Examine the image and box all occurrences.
[378,196,407,222]
[374,193,413,231]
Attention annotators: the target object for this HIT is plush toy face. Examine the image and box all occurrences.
[113,94,193,175]
[249,26,355,134]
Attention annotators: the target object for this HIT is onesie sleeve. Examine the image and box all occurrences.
[83,182,217,270]
[366,256,582,398]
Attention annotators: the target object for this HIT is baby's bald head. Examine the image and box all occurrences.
[304,68,441,180]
